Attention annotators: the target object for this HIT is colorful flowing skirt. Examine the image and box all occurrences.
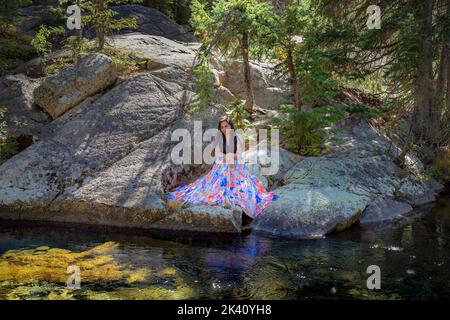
[167,157,278,219]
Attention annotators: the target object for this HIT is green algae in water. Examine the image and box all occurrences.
[0,242,150,284]
[0,242,154,300]
[0,194,449,299]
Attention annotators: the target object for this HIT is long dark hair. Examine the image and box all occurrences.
[217,116,237,153]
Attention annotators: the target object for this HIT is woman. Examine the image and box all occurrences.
[167,116,278,223]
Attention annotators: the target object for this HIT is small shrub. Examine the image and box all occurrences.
[271,103,346,156]
[344,103,383,119]
[189,61,215,113]
[100,45,145,76]
[31,24,66,57]
[0,23,35,75]
[224,99,253,130]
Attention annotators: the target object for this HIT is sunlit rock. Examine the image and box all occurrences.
[33,53,118,119]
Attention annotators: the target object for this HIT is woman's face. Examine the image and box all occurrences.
[220,121,231,135]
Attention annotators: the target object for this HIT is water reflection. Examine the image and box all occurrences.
[0,194,449,299]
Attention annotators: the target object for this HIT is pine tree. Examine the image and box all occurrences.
[310,0,449,159]
[190,0,277,113]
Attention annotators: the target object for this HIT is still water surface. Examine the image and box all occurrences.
[0,194,448,299]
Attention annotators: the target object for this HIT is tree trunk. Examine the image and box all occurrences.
[436,40,449,147]
[432,0,450,147]
[412,0,435,145]
[241,31,254,113]
[287,44,301,110]
[447,61,450,105]
[96,0,106,50]
[445,0,450,116]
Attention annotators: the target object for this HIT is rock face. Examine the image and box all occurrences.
[33,53,118,119]
[210,57,292,109]
[17,5,55,36]
[250,121,443,238]
[111,33,292,110]
[1,73,183,205]
[110,33,199,70]
[0,74,50,139]
[17,4,198,42]
[111,5,198,42]
[252,184,369,238]
[360,198,413,224]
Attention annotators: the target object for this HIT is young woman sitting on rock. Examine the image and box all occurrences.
[167,116,278,226]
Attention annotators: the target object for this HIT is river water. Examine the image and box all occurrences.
[0,193,448,300]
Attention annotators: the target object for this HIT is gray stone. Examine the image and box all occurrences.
[110,5,199,42]
[17,5,55,35]
[250,122,440,238]
[33,53,118,119]
[251,184,369,238]
[396,177,436,206]
[152,204,242,233]
[0,29,443,237]
[220,58,292,109]
[0,73,50,138]
[0,73,184,206]
[360,197,413,224]
[109,33,200,70]
[242,141,302,189]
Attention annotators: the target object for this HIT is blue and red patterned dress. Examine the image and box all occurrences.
[167,135,278,219]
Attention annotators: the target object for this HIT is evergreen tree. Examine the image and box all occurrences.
[60,0,143,50]
[310,0,449,160]
[190,0,277,113]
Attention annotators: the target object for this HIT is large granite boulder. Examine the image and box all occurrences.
[252,184,369,238]
[0,73,183,206]
[360,197,413,224]
[17,4,198,42]
[108,32,201,91]
[109,33,199,70]
[395,177,437,206]
[242,141,302,189]
[250,121,442,238]
[17,5,56,36]
[217,58,292,109]
[33,53,118,119]
[108,33,293,111]
[111,5,198,42]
